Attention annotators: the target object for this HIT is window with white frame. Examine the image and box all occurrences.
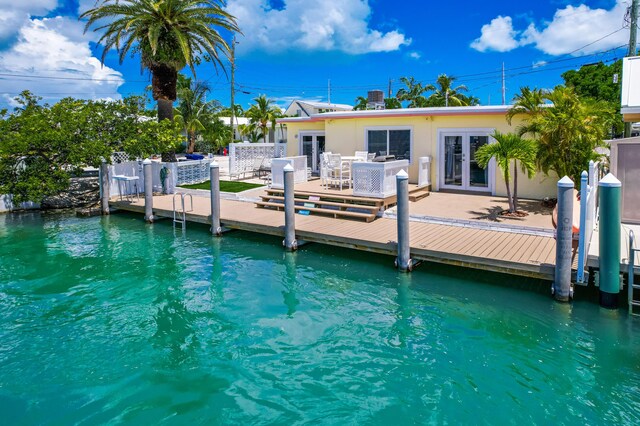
[366,128,412,161]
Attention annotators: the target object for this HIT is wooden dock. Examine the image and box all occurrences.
[110,194,557,280]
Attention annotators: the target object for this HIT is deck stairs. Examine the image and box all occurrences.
[409,187,430,202]
[256,189,384,222]
[629,230,640,315]
[172,193,193,229]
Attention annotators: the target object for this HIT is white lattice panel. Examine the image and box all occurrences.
[271,156,309,189]
[352,160,409,198]
[229,143,284,175]
[111,151,130,164]
[176,160,211,185]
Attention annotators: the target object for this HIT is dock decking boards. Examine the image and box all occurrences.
[110,195,558,279]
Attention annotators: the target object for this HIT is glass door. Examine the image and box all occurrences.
[299,132,325,174]
[444,135,463,187]
[441,131,492,192]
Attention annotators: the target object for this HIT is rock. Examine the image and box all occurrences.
[41,177,100,210]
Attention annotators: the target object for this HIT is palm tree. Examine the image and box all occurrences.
[384,98,402,109]
[174,75,219,154]
[506,87,547,136]
[428,74,469,107]
[246,95,281,143]
[395,76,434,108]
[513,86,613,185]
[353,96,368,111]
[475,131,537,213]
[81,0,239,161]
[238,122,264,143]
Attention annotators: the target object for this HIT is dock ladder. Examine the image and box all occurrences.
[629,230,640,315]
[172,193,193,229]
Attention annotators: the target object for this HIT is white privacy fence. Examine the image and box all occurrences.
[106,158,212,197]
[418,156,432,188]
[352,160,409,198]
[576,160,601,283]
[271,156,308,189]
[228,142,286,177]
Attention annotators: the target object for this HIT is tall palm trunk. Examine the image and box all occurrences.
[504,171,515,213]
[152,64,178,162]
[513,161,519,212]
[187,131,196,154]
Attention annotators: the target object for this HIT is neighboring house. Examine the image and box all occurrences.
[278,105,558,200]
[218,116,286,143]
[284,100,353,118]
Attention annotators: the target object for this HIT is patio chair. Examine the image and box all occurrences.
[367,153,376,161]
[320,152,332,189]
[252,157,265,177]
[326,154,351,191]
[355,151,368,161]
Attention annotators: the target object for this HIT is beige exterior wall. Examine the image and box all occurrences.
[283,113,558,200]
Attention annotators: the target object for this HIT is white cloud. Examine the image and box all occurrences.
[226,0,411,54]
[0,17,124,106]
[470,16,519,52]
[0,0,58,42]
[521,1,629,55]
[472,1,630,56]
[409,51,421,60]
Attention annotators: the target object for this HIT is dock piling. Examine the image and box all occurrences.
[598,173,622,309]
[100,159,110,215]
[395,170,412,272]
[209,161,222,236]
[283,164,297,251]
[554,176,574,301]
[143,159,154,223]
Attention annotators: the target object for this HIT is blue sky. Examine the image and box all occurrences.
[0,0,633,110]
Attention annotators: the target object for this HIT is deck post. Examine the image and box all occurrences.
[283,164,297,251]
[554,176,574,301]
[395,170,412,272]
[143,159,154,223]
[100,159,110,215]
[576,171,588,283]
[598,173,622,309]
[209,161,222,236]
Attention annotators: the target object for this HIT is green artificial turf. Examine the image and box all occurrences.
[179,180,264,193]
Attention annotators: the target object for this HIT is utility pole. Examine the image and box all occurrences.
[501,62,506,105]
[625,0,639,138]
[388,78,393,98]
[230,36,236,146]
[328,79,331,104]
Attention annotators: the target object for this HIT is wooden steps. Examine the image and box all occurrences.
[257,189,381,222]
[409,188,430,202]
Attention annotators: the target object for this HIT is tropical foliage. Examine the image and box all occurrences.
[246,95,282,143]
[174,75,220,154]
[395,76,433,108]
[81,0,239,160]
[353,96,401,110]
[426,74,474,107]
[509,86,614,184]
[475,131,537,213]
[0,91,181,203]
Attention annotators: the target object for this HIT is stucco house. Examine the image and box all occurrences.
[284,100,353,118]
[278,105,558,200]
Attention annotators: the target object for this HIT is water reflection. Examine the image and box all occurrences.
[391,274,413,348]
[281,252,300,317]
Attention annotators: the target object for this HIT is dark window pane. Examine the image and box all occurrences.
[469,136,489,187]
[368,130,387,156]
[444,136,462,186]
[389,130,411,160]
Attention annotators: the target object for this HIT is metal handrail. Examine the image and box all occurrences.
[172,193,193,229]
[629,230,638,314]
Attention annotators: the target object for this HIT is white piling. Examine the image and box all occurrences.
[210,161,221,236]
[283,164,297,251]
[554,176,574,301]
[143,159,154,223]
[395,170,412,272]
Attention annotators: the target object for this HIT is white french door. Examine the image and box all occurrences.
[439,130,494,192]
[299,132,326,174]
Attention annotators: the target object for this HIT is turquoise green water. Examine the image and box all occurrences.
[1,212,639,425]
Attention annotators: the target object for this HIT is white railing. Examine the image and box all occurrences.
[271,156,308,189]
[576,160,600,283]
[107,158,211,197]
[229,142,286,177]
[352,160,409,198]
